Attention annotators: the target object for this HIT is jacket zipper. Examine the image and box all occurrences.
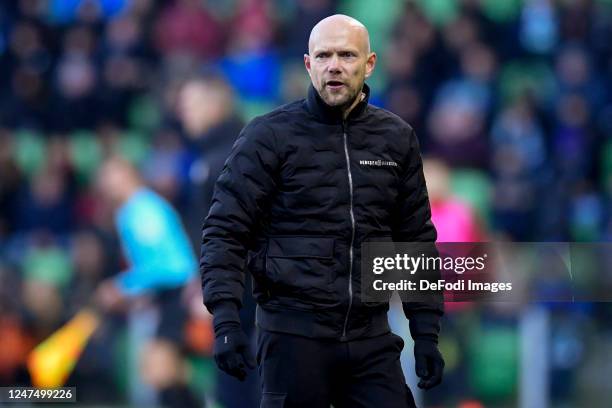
[341,122,355,340]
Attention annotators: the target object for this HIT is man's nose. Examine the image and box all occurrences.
[327,54,342,73]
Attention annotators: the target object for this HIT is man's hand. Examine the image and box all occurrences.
[414,338,444,389]
[94,280,128,312]
[213,324,255,381]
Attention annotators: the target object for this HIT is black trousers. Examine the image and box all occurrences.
[256,329,417,408]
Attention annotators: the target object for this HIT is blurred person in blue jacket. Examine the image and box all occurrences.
[94,156,201,408]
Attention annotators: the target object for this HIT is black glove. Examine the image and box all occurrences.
[414,337,444,389]
[404,309,444,390]
[211,301,255,381]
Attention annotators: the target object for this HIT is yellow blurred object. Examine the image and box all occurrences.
[27,308,100,388]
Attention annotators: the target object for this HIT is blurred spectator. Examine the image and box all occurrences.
[279,0,336,57]
[154,0,224,60]
[66,229,122,404]
[50,51,99,131]
[175,73,261,408]
[46,0,125,24]
[0,261,34,386]
[13,165,74,235]
[519,0,558,55]
[491,93,549,240]
[221,0,281,105]
[426,83,490,168]
[0,131,23,239]
[424,157,484,242]
[68,229,114,308]
[175,74,243,244]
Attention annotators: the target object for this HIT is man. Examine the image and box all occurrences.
[177,74,244,248]
[201,15,444,407]
[176,75,260,407]
[95,157,201,408]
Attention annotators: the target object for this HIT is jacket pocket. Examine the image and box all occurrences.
[265,236,337,309]
[260,392,286,408]
[248,241,272,303]
[359,232,394,308]
[247,242,267,277]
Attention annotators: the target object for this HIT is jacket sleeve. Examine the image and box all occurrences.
[200,119,279,317]
[392,125,444,341]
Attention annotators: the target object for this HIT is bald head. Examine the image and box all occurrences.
[308,14,370,55]
[304,14,376,116]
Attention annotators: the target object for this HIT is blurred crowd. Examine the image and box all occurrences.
[1,0,611,407]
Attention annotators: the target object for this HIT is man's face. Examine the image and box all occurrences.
[177,82,212,138]
[305,23,376,109]
[95,159,131,206]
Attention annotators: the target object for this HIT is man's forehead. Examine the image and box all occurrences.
[310,34,362,53]
[308,29,367,52]
[308,15,370,54]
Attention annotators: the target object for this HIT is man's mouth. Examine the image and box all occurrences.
[326,80,345,90]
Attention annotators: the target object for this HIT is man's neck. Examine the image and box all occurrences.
[342,91,366,120]
[116,183,142,207]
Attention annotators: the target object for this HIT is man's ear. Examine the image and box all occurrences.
[365,52,377,78]
[304,54,311,74]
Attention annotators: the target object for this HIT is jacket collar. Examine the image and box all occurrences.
[305,83,370,124]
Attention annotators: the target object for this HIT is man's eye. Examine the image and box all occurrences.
[340,52,355,58]
[316,54,329,59]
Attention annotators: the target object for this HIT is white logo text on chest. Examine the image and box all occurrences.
[359,159,398,167]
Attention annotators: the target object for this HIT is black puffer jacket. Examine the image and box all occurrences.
[201,84,443,341]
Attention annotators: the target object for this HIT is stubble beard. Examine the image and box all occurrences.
[319,82,360,111]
